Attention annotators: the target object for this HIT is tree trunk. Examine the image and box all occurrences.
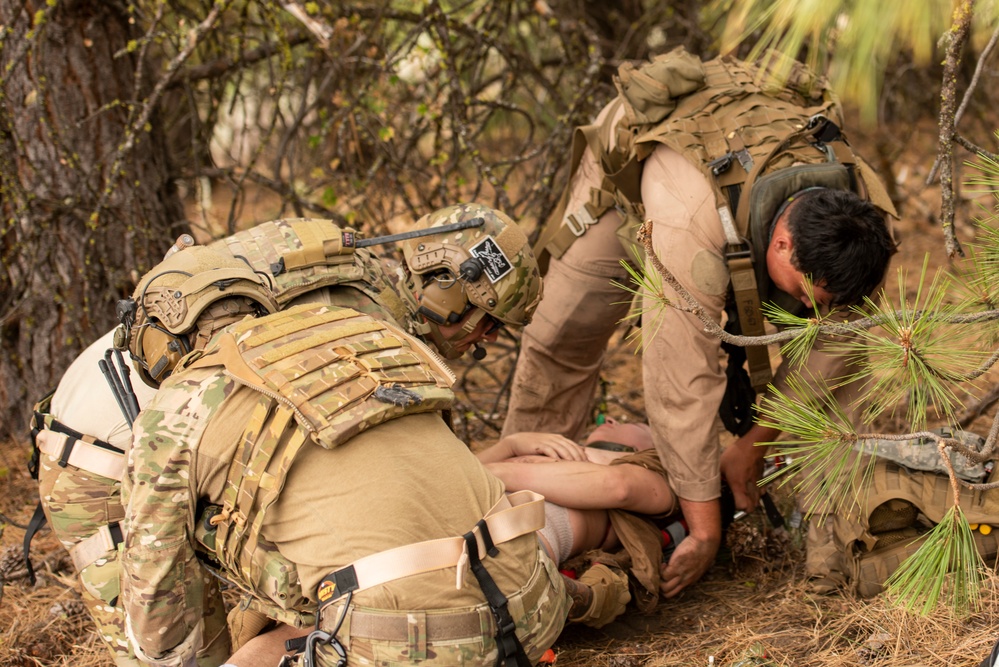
[0,0,185,440]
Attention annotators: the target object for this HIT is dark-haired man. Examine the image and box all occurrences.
[503,50,896,598]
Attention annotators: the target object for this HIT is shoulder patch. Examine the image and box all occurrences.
[690,249,729,296]
[470,236,513,283]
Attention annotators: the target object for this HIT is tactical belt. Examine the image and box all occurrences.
[36,428,125,480]
[317,490,545,604]
[69,522,123,572]
[321,564,549,643]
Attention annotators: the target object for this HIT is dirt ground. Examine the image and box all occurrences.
[4,116,999,666]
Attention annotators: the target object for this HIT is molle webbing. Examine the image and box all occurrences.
[210,219,409,324]
[190,304,456,620]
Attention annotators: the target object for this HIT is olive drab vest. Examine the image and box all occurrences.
[210,219,412,325]
[536,47,897,389]
[182,303,456,626]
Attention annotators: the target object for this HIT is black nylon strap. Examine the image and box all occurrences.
[23,502,48,586]
[476,518,499,558]
[108,522,124,546]
[461,531,531,667]
[58,436,79,468]
[47,417,118,452]
[28,412,44,480]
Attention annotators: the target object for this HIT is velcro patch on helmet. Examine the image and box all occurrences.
[470,236,513,284]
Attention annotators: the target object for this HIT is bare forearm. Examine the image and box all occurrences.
[486,460,673,514]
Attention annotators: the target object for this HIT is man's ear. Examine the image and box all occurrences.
[770,218,794,257]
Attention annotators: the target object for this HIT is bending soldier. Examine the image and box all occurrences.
[121,205,573,667]
[504,48,897,595]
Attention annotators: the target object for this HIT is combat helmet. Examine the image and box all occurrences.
[399,203,542,358]
[116,245,278,387]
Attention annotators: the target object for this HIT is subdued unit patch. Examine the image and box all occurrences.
[689,249,729,296]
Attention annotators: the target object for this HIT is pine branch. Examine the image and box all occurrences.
[933,0,975,259]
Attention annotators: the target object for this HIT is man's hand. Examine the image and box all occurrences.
[659,498,721,598]
[719,424,779,512]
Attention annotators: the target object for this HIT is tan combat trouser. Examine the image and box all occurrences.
[37,432,231,666]
[503,164,633,440]
[305,546,569,666]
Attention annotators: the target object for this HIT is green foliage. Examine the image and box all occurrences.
[712,0,955,123]
[761,278,839,368]
[885,506,984,616]
[755,372,871,516]
[611,248,669,351]
[832,257,981,430]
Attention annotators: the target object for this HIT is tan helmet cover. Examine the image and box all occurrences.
[126,246,278,386]
[400,203,543,328]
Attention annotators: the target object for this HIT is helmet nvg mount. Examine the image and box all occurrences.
[115,245,278,387]
[400,203,542,359]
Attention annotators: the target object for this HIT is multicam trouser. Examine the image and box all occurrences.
[300,546,569,666]
[36,426,231,666]
[806,457,999,598]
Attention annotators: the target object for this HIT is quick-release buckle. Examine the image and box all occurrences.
[724,241,753,264]
[806,114,843,144]
[708,153,733,176]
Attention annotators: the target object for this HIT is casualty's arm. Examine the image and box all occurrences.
[485,458,674,515]
[121,408,205,667]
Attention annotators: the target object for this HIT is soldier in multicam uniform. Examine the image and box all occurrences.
[28,246,277,667]
[120,204,571,667]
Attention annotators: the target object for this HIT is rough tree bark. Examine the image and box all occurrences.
[0,0,184,439]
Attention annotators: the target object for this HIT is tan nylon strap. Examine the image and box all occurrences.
[329,490,545,597]
[237,410,309,582]
[214,399,276,568]
[534,98,625,268]
[728,255,772,389]
[69,523,120,571]
[36,430,125,480]
[733,110,835,236]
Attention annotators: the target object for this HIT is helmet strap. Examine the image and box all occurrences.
[424,309,487,360]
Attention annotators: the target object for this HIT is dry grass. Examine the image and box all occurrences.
[4,334,999,666]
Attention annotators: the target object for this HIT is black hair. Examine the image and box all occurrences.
[785,189,896,306]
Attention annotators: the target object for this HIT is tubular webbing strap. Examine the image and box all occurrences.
[727,253,772,390]
[35,429,125,480]
[69,522,124,572]
[315,490,545,605]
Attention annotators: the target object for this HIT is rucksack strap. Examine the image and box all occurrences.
[534,99,625,273]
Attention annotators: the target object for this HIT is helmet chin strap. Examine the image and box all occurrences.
[426,309,487,360]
